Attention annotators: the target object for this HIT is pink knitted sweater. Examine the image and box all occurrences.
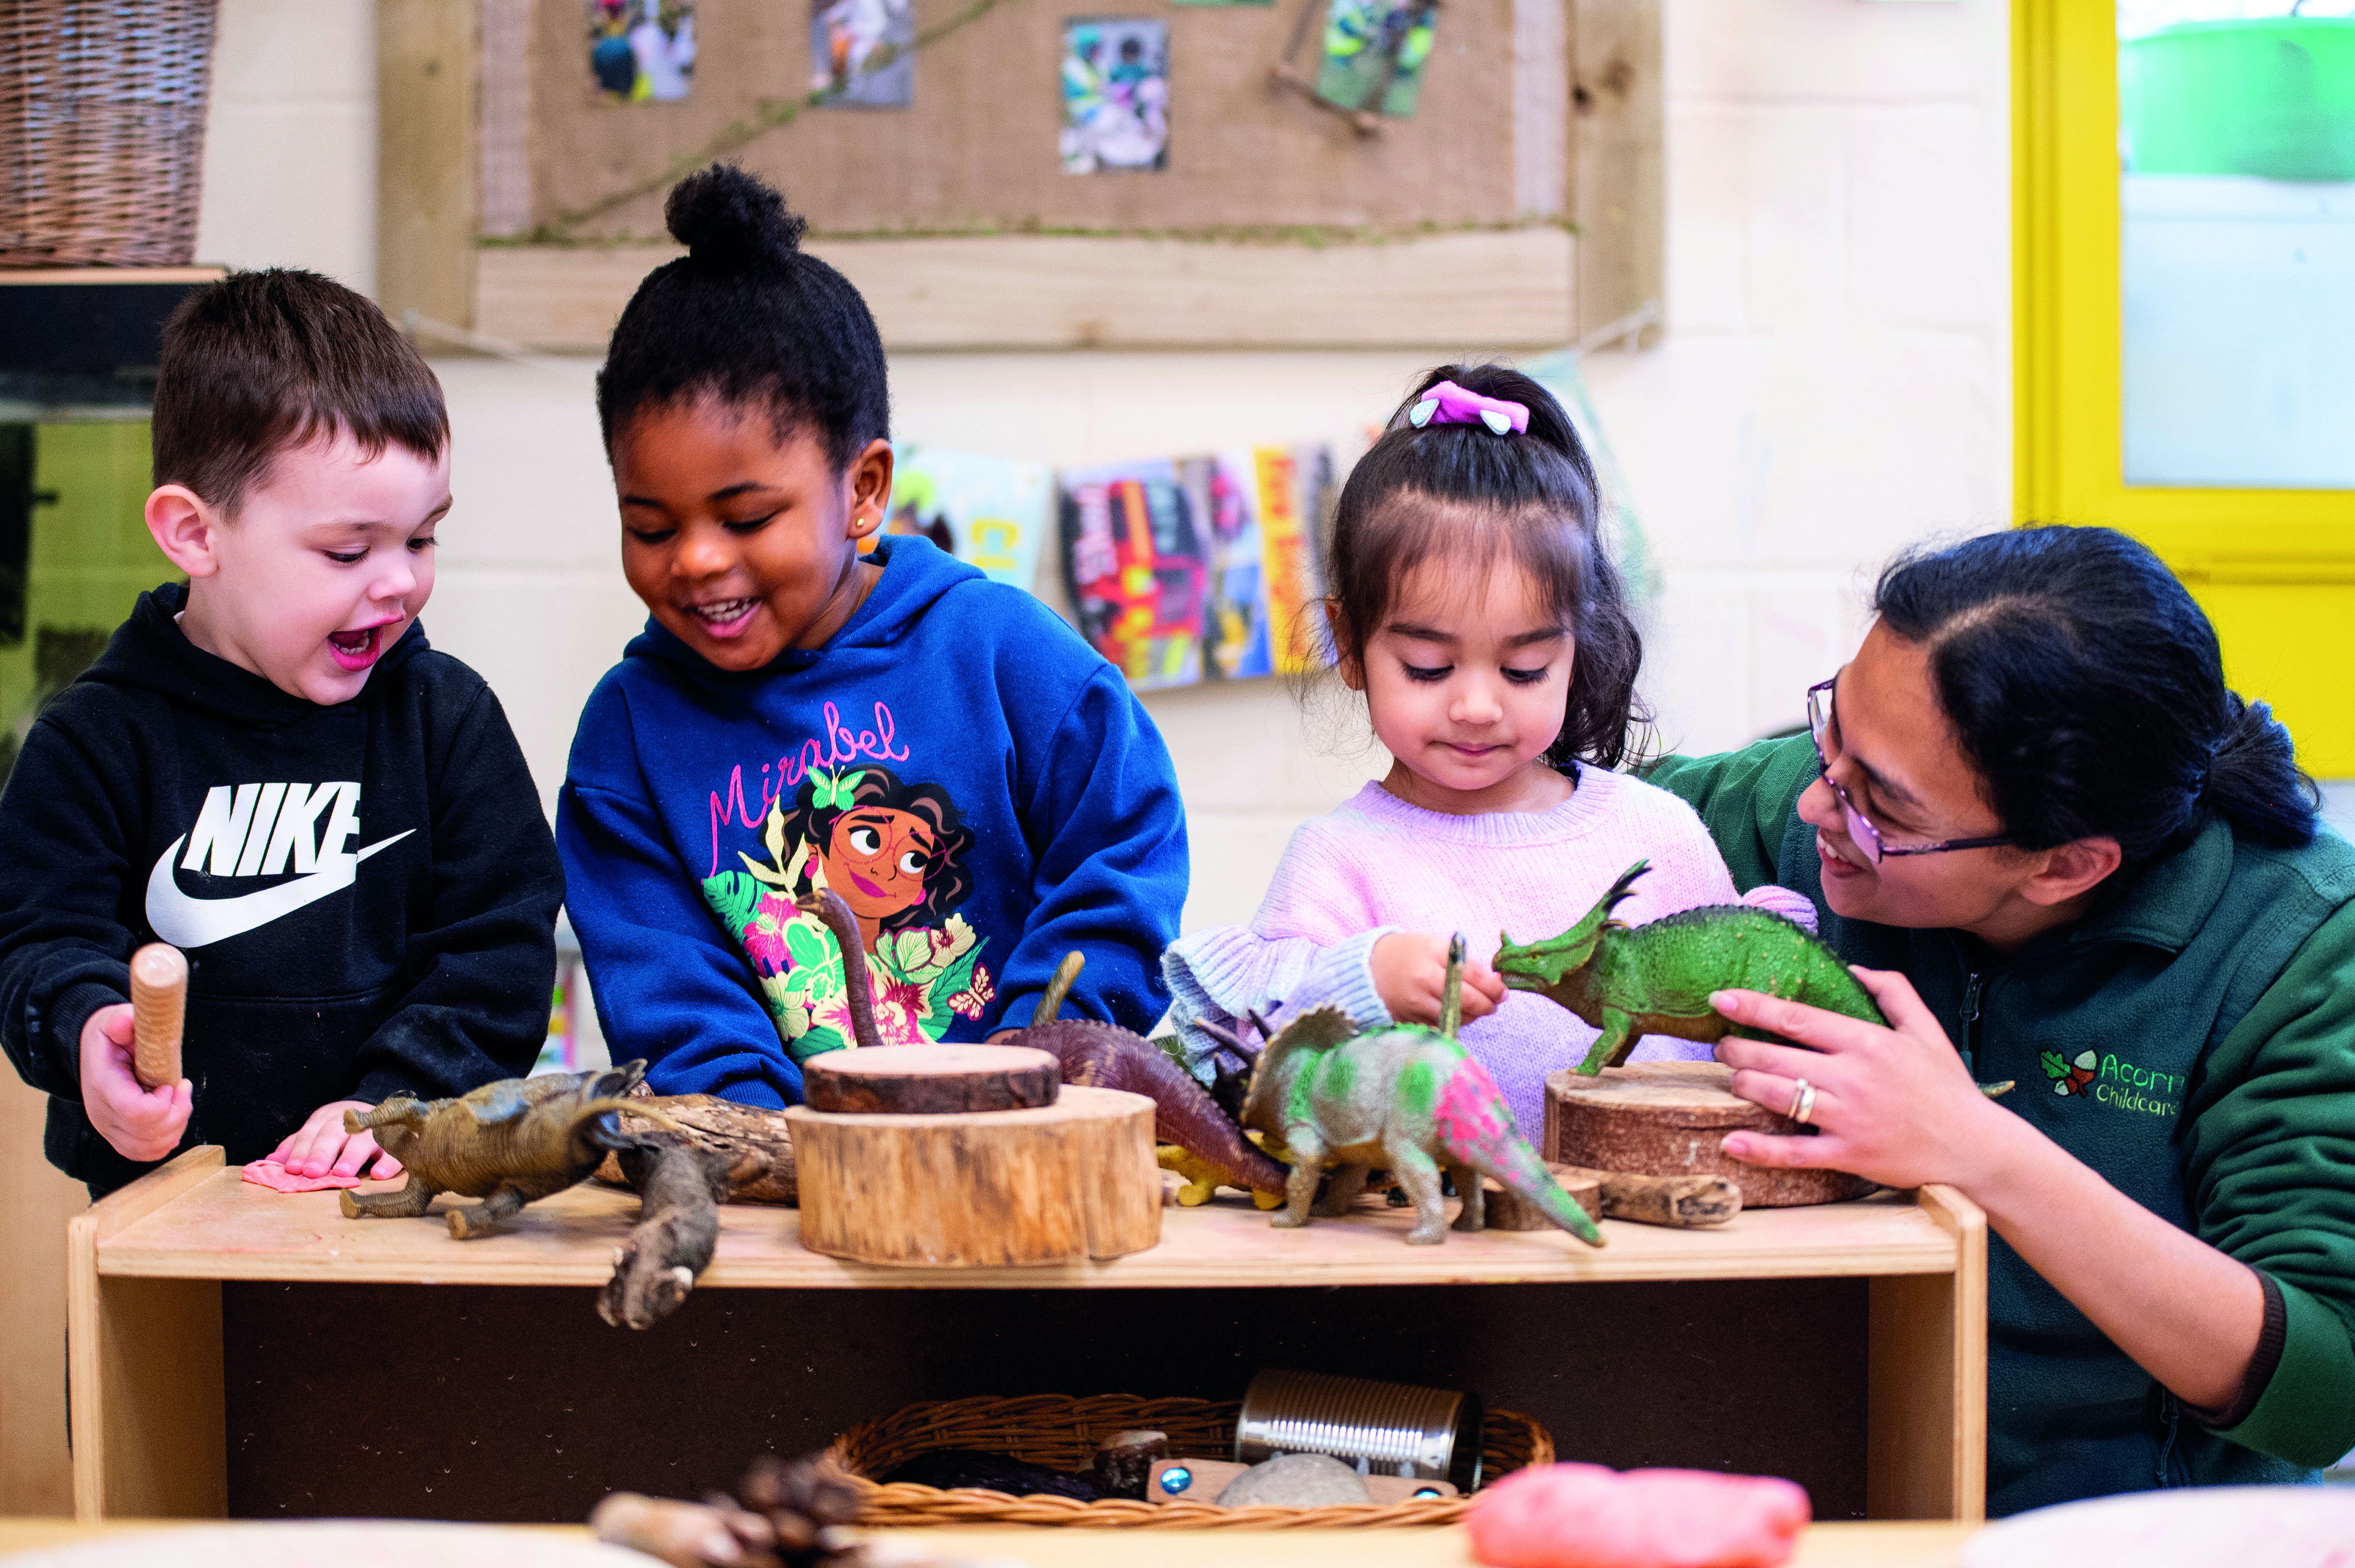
[1163,766,1816,1138]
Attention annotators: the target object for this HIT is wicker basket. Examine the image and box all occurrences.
[827,1393,1551,1530]
[1,1,220,267]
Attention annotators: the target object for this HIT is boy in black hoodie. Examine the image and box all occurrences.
[0,270,563,1197]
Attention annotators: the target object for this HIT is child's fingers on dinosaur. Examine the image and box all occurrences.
[330,1129,381,1178]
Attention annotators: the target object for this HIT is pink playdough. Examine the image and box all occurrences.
[242,1159,366,1194]
[1467,1463,1811,1568]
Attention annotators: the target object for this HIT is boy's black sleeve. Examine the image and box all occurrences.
[0,710,143,1102]
[348,682,563,1105]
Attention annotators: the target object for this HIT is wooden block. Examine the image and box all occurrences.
[1481,1166,1603,1230]
[128,944,185,1091]
[787,1085,1160,1267]
[803,1044,1059,1115]
[1547,1061,1875,1208]
[1143,1457,1458,1506]
[1556,1164,1742,1229]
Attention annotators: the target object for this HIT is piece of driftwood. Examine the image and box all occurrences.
[599,1143,731,1330]
[804,1044,1059,1115]
[1090,1429,1169,1500]
[790,1084,1161,1267]
[1544,1061,1874,1208]
[1555,1162,1742,1229]
[596,1094,800,1206]
[1481,1167,1603,1231]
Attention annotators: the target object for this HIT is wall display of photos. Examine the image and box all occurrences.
[586,0,698,102]
[812,0,915,107]
[1060,18,1171,174]
[1058,446,1332,691]
[1315,0,1436,119]
[882,446,1054,592]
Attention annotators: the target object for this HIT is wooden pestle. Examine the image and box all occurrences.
[130,942,188,1090]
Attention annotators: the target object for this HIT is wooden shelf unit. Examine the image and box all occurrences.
[70,1147,1986,1526]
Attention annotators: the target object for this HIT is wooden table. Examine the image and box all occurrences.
[0,1516,1982,1566]
[69,1149,1985,1526]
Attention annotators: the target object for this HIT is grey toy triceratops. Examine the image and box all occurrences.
[341,1061,676,1238]
[1240,939,1603,1248]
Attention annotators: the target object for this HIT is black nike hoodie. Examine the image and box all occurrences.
[0,583,563,1195]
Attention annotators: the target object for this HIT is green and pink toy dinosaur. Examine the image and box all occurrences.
[1492,859,1885,1075]
[1241,938,1604,1248]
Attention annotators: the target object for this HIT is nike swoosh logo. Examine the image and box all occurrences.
[144,832,414,949]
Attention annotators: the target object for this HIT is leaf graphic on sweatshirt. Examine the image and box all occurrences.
[2039,1049,2068,1082]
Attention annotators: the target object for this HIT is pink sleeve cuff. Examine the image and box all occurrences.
[1741,884,1820,935]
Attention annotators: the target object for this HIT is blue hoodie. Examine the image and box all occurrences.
[558,536,1189,1106]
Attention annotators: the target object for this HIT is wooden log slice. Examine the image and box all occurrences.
[593,1095,801,1205]
[787,1084,1161,1266]
[1543,1061,1876,1208]
[1480,1166,1602,1231]
[803,1043,1060,1115]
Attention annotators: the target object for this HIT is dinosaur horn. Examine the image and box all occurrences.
[1441,934,1465,1040]
[796,888,881,1050]
[1191,1015,1261,1064]
[1035,951,1086,1025]
[1601,859,1651,919]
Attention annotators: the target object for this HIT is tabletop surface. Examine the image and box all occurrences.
[95,1167,1963,1290]
[0,1519,1979,1567]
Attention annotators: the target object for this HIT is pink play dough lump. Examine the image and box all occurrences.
[1467,1463,1812,1568]
[242,1159,365,1194]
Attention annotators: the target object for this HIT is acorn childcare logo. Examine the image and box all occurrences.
[2040,1048,2183,1117]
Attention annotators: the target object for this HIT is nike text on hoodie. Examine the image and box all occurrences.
[0,582,565,1195]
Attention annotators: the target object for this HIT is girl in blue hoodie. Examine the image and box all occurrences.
[557,165,1189,1106]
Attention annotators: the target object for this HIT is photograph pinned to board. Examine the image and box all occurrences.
[882,446,1053,592]
[1316,0,1436,118]
[588,0,697,103]
[1061,18,1170,174]
[1060,446,1331,691]
[812,0,915,107]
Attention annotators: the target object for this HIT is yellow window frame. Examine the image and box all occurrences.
[2016,0,2355,774]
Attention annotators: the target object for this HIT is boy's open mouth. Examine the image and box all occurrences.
[327,624,383,671]
[685,597,759,636]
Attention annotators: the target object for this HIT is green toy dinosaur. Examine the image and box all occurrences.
[1241,938,1604,1248]
[1492,859,1885,1075]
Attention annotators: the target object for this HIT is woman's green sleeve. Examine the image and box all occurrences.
[2182,898,2355,1467]
[1643,735,1817,892]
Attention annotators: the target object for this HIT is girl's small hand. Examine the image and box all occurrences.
[1372,933,1505,1028]
[268,1099,403,1180]
[1711,966,2009,1191]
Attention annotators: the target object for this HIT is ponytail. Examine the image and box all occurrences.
[1873,527,2317,865]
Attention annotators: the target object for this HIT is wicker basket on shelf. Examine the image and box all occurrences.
[827,1392,1552,1530]
[0,1,220,267]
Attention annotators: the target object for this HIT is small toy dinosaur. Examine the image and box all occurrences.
[1241,938,1603,1248]
[340,1062,675,1238]
[1494,860,1885,1075]
[805,891,1292,1200]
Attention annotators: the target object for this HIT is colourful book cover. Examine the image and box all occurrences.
[1252,443,1333,675]
[1059,459,1207,689]
[886,445,1053,592]
[1182,453,1273,680]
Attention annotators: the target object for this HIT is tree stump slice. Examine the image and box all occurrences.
[593,1095,800,1205]
[1480,1166,1603,1230]
[803,1044,1060,1115]
[1544,1061,1876,1208]
[787,1085,1162,1266]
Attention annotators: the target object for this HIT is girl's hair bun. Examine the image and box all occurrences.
[665,163,808,271]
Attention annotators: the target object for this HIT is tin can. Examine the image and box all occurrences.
[1233,1367,1483,1489]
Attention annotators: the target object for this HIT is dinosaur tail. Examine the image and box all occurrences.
[1429,1058,1604,1247]
[1054,1024,1292,1194]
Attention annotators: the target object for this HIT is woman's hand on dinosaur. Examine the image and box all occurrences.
[269,1099,402,1180]
[79,1002,191,1163]
[1710,966,2011,1191]
[1372,933,1504,1028]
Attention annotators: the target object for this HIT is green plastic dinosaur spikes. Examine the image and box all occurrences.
[1241,937,1604,1249]
[1492,859,1885,1075]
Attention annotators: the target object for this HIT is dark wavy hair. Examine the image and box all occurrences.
[1324,363,1647,769]
[780,765,974,931]
[1874,526,2318,866]
[596,163,889,471]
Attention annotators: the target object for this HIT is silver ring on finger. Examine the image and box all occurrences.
[1787,1077,1817,1125]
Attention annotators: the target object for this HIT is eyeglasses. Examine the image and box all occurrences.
[1805,677,2015,866]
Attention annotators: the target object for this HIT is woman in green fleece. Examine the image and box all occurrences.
[1648,526,2355,1516]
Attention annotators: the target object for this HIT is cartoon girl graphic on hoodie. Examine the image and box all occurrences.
[701,765,990,1057]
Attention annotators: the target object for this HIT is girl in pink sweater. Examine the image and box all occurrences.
[1165,366,1809,1134]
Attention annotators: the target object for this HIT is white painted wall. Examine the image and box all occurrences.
[191,0,2015,932]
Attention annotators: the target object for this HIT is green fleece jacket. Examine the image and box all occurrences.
[1650,736,2355,1516]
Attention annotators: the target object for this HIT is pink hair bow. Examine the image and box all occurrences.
[1405,380,1528,436]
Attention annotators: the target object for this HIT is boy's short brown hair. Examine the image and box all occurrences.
[152,268,449,518]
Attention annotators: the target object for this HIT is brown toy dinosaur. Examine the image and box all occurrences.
[798,892,1289,1198]
[340,1061,677,1238]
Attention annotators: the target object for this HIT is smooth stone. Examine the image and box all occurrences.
[1214,1452,1371,1508]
